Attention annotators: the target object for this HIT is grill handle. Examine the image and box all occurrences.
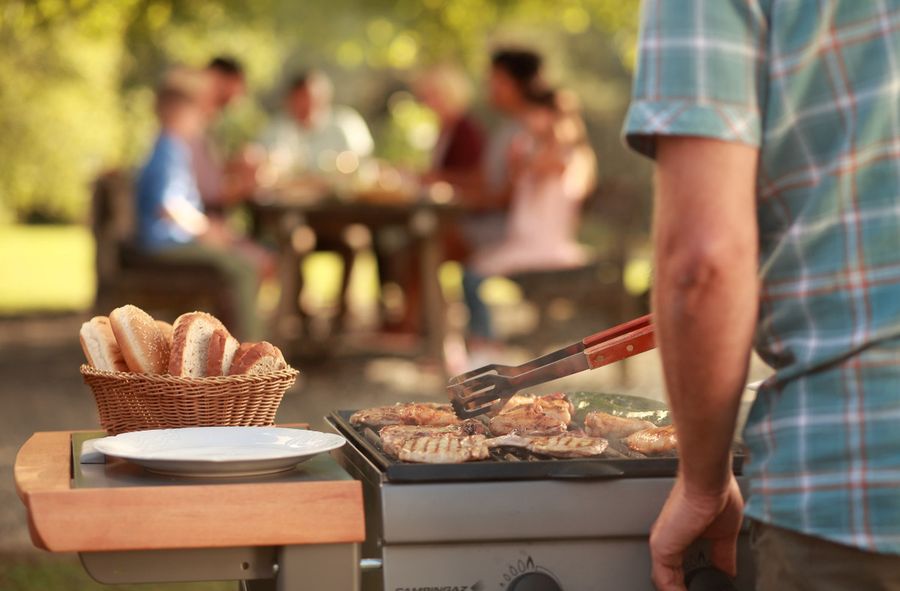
[543,462,625,479]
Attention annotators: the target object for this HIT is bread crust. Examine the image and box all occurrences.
[228,341,287,375]
[155,320,174,349]
[79,316,129,372]
[168,311,227,377]
[109,305,169,374]
[206,328,239,377]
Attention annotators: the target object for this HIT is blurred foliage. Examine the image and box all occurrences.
[0,0,646,224]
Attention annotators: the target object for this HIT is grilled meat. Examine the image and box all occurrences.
[584,411,655,439]
[624,424,678,455]
[393,432,490,463]
[499,393,573,423]
[490,393,573,436]
[379,422,487,456]
[488,433,609,458]
[350,402,459,429]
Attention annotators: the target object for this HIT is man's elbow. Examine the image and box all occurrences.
[656,237,755,302]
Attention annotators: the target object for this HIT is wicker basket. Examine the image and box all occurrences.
[81,365,299,435]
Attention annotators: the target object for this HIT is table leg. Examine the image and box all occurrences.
[275,212,306,349]
[244,543,360,591]
[413,210,446,369]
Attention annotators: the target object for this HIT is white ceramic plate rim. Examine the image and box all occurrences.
[92,426,346,463]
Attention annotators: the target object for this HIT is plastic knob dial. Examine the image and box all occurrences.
[507,572,563,591]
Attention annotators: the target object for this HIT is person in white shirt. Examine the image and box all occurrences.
[259,70,373,328]
[260,70,374,177]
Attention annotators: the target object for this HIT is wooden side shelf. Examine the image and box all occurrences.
[15,431,365,553]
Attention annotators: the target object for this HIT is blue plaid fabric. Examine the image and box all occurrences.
[624,0,900,553]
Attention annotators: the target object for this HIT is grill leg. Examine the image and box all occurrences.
[244,544,360,591]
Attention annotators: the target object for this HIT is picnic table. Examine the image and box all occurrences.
[15,427,365,590]
[251,189,458,364]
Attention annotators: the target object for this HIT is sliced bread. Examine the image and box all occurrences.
[205,328,240,377]
[168,312,227,377]
[79,316,129,372]
[228,341,287,375]
[109,305,170,374]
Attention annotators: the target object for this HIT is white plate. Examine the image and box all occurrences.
[92,427,346,477]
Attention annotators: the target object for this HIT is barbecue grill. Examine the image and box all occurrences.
[328,403,756,591]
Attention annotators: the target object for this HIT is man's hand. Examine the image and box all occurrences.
[650,474,744,590]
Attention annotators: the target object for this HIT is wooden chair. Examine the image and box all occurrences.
[90,170,237,328]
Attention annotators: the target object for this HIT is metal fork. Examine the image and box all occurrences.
[447,314,655,418]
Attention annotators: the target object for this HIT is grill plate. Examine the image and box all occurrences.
[329,410,743,483]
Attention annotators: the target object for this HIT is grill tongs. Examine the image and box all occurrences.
[448,314,655,418]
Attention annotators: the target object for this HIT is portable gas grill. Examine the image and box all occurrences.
[328,405,756,591]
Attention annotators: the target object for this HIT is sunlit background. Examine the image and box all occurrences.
[0,2,669,589]
[0,0,651,315]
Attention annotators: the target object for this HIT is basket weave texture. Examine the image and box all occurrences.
[81,365,299,435]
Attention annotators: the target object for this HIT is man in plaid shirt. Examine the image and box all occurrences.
[624,1,900,588]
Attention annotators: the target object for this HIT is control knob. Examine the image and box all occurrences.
[507,572,563,591]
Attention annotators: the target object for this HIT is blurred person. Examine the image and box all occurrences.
[416,64,486,181]
[481,48,545,206]
[472,88,595,277]
[258,70,374,327]
[374,65,487,334]
[135,67,272,339]
[456,48,546,345]
[260,70,374,178]
[206,56,246,113]
[190,56,250,212]
[190,56,254,210]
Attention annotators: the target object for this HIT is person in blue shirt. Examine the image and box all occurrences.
[135,67,270,339]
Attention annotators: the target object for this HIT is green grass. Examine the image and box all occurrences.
[0,224,519,317]
[0,225,95,313]
[0,556,230,591]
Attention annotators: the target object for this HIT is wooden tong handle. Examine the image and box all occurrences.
[582,314,655,369]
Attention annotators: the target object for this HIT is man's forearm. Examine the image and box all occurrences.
[653,137,759,495]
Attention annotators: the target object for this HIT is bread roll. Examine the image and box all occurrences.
[79,316,129,372]
[205,328,239,377]
[109,305,170,374]
[228,341,287,375]
[168,311,226,377]
[155,320,174,349]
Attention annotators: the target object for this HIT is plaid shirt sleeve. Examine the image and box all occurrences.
[624,0,769,158]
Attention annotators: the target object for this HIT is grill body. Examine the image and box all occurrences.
[329,412,756,591]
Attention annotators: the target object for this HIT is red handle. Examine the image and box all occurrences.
[582,315,655,369]
[582,314,652,348]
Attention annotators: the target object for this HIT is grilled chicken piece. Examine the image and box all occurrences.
[350,402,459,429]
[387,430,490,463]
[488,433,609,458]
[624,425,678,455]
[490,393,573,436]
[379,422,487,456]
[490,402,568,436]
[584,411,655,439]
[499,393,573,424]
